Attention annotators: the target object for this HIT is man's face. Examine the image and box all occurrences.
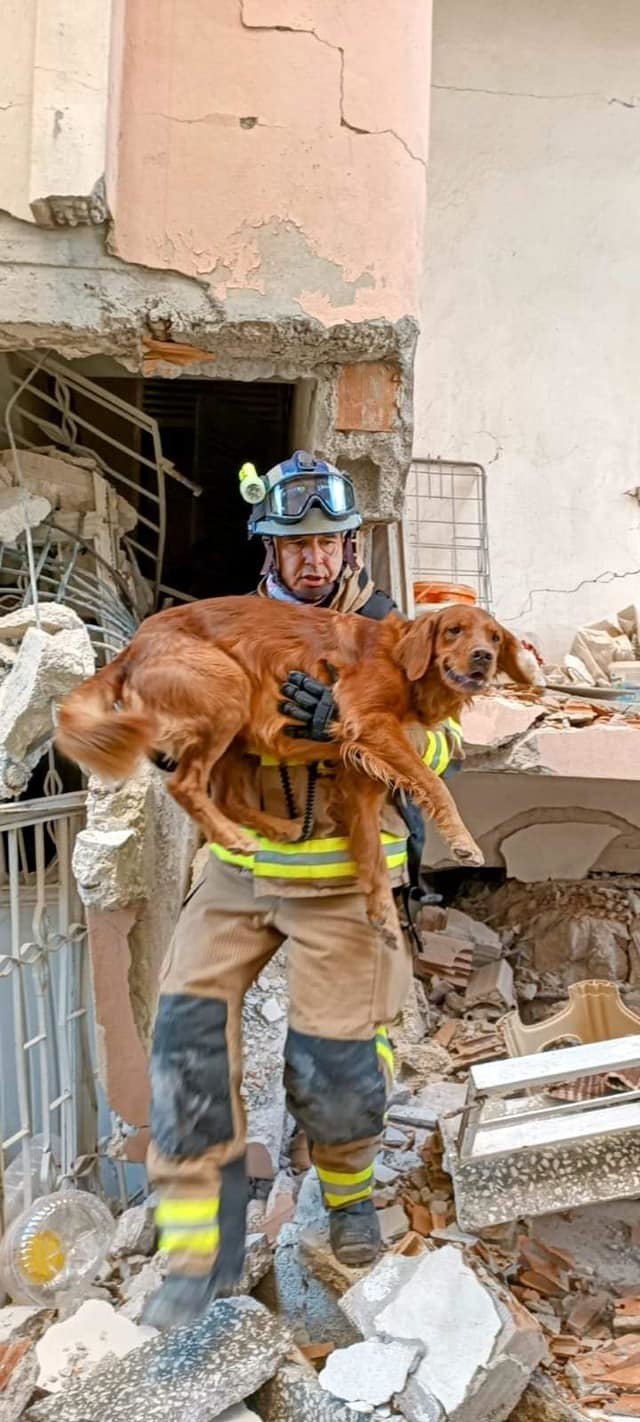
[276,533,345,602]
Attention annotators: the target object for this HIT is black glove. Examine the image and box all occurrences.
[279,670,338,742]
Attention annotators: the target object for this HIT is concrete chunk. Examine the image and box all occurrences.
[341,1245,546,1422]
[109,1205,156,1260]
[27,1297,292,1422]
[35,1300,155,1394]
[320,1339,419,1407]
[255,1358,382,1421]
[0,620,94,797]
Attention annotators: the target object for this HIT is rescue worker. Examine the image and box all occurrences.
[144,451,462,1329]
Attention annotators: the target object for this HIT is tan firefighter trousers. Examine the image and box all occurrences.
[147,852,412,1280]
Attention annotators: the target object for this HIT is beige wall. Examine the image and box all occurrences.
[415,0,640,660]
[0,0,116,225]
[109,0,430,325]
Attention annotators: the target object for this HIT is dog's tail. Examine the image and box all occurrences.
[55,650,156,780]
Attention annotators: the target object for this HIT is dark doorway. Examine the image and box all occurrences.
[142,379,294,600]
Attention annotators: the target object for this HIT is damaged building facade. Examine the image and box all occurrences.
[0,1,432,1177]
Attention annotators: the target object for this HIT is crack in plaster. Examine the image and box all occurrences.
[432,83,602,102]
[239,1,425,166]
[139,110,284,130]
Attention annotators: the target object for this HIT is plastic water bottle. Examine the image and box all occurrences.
[2,1135,62,1227]
[0,1189,115,1305]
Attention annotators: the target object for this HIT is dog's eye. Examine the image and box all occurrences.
[447,625,462,637]
[491,633,500,644]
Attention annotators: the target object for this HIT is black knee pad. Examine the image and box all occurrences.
[284,1029,385,1145]
[150,994,233,1159]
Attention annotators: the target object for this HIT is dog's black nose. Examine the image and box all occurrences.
[470,647,493,667]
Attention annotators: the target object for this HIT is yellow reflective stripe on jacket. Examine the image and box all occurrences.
[155,1196,220,1256]
[376,1026,395,1078]
[423,717,463,776]
[210,830,407,878]
[316,1162,374,1208]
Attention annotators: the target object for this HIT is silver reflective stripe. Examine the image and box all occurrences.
[256,840,405,868]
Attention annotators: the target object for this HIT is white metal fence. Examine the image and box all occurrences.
[404,458,493,609]
[0,788,97,1227]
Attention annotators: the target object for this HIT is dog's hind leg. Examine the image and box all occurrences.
[212,746,304,843]
[341,716,484,867]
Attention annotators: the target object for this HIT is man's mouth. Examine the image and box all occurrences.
[444,661,489,691]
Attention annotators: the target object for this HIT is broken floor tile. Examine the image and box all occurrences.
[35,1299,155,1393]
[320,1339,419,1407]
[27,1297,292,1422]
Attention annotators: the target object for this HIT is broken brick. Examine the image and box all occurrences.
[0,1339,31,1392]
[406,1202,432,1237]
[335,362,399,433]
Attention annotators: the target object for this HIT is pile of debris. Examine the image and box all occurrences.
[457,877,640,1013]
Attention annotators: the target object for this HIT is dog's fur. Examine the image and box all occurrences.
[55,596,537,936]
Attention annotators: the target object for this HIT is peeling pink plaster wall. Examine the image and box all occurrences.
[109,0,431,325]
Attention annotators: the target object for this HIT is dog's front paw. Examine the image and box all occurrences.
[450,837,485,868]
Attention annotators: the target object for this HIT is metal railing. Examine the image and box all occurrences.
[0,789,96,1227]
[404,458,493,609]
[4,352,201,610]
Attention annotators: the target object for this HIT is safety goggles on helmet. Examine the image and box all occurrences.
[265,471,358,524]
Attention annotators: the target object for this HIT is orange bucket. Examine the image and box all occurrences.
[413,581,477,606]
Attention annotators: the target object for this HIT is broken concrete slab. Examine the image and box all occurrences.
[254,1357,385,1421]
[0,618,94,797]
[445,909,503,964]
[387,1079,467,1131]
[35,1299,155,1394]
[464,960,516,1012]
[341,1245,546,1422]
[109,1205,156,1260]
[236,1232,273,1294]
[509,1372,587,1421]
[319,1338,419,1407]
[28,1298,292,1422]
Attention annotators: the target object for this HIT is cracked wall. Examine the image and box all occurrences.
[110,0,430,327]
[415,0,640,659]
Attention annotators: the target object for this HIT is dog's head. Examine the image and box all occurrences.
[394,604,542,697]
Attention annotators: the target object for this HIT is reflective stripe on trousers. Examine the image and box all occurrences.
[155,1196,220,1257]
[316,1161,375,1208]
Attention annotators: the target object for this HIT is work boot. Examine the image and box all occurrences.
[329,1199,381,1266]
[142,1271,227,1331]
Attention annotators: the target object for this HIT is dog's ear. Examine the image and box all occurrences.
[394,614,436,681]
[498,630,542,686]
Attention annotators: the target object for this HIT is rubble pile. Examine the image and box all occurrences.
[457,877,640,1012]
[5,903,640,1421]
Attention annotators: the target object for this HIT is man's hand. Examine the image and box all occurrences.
[279,670,338,742]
